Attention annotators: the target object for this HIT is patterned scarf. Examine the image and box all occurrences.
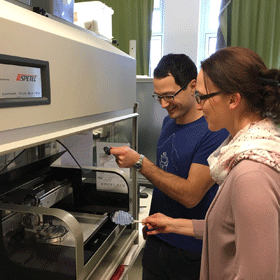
[208,118,280,185]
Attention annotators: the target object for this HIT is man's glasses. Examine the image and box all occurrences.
[152,83,188,102]
[195,90,222,104]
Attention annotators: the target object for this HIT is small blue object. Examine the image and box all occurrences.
[111,210,134,226]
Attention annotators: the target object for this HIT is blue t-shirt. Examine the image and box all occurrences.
[150,116,229,255]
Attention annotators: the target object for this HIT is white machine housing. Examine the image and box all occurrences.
[0,1,136,135]
[0,2,138,280]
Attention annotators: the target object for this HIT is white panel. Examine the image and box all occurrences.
[163,0,199,64]
[0,1,136,133]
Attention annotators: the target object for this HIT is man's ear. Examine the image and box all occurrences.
[229,92,242,110]
[189,79,196,89]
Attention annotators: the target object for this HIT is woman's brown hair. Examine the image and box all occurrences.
[201,46,280,120]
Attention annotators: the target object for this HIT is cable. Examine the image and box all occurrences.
[0,149,27,174]
[0,141,83,174]
[55,140,83,170]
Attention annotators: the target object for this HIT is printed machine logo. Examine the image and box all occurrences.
[16,74,37,82]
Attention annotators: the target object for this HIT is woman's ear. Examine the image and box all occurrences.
[229,92,242,110]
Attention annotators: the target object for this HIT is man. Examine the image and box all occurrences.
[110,54,228,280]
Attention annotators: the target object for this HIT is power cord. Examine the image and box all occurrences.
[0,141,83,175]
[0,149,27,174]
[55,140,83,170]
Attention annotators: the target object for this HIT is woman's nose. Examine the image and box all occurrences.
[196,102,203,111]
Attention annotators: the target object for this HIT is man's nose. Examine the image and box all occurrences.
[160,99,170,108]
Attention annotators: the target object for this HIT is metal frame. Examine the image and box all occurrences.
[0,106,140,280]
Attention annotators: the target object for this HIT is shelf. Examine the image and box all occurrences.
[0,110,138,156]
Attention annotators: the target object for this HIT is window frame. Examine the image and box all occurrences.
[149,0,164,76]
[197,0,222,67]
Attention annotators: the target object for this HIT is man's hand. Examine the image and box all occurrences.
[110,146,140,168]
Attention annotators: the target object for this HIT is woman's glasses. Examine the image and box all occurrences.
[195,90,222,104]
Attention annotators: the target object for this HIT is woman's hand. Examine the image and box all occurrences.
[142,213,175,235]
[142,213,195,237]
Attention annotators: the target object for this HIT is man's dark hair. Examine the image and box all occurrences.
[153,54,197,87]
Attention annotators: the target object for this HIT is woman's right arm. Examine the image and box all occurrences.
[142,213,196,237]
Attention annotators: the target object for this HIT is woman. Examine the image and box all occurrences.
[143,46,280,279]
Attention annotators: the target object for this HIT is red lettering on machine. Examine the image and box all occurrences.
[16,74,37,82]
